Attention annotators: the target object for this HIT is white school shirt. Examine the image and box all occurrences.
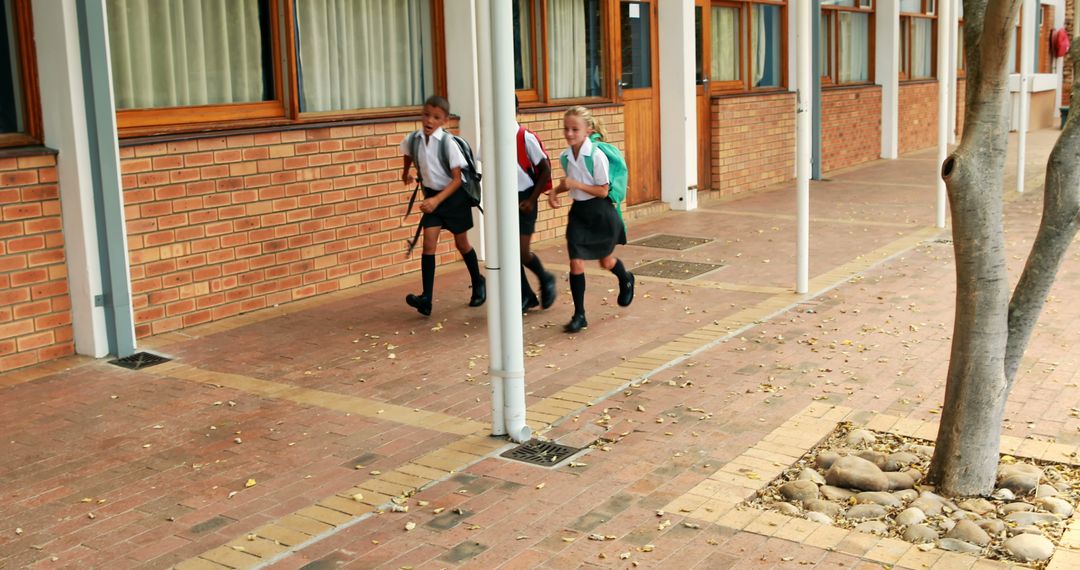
[560,137,610,202]
[514,122,549,193]
[399,127,467,190]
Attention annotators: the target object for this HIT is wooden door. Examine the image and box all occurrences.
[694,0,712,193]
[618,0,660,206]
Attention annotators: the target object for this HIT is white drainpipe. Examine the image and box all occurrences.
[795,0,811,294]
[1017,0,1033,193]
[936,0,951,228]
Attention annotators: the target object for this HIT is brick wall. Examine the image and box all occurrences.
[821,85,882,173]
[121,107,624,338]
[0,153,74,372]
[898,82,939,154]
[956,78,967,135]
[711,92,796,197]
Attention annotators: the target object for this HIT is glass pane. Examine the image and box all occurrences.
[620,2,651,89]
[899,0,922,13]
[107,0,274,110]
[838,12,869,82]
[750,4,781,88]
[513,0,534,90]
[710,6,739,82]
[911,18,933,78]
[957,23,965,71]
[820,12,832,80]
[296,0,434,112]
[0,0,25,134]
[900,17,910,76]
[547,0,604,98]
[821,0,857,6]
[695,6,703,84]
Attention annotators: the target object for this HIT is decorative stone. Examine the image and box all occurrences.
[780,480,819,502]
[1004,512,1061,526]
[845,504,887,520]
[845,429,877,446]
[820,485,856,501]
[854,521,888,535]
[992,488,1016,501]
[1035,484,1059,498]
[855,491,902,508]
[816,451,842,470]
[910,492,946,516]
[893,490,918,503]
[937,518,956,532]
[977,519,1006,536]
[895,507,927,526]
[1000,502,1036,515]
[997,464,1042,495]
[902,524,939,544]
[803,499,843,518]
[1003,534,1055,562]
[906,444,935,458]
[776,502,802,516]
[798,467,826,486]
[804,511,833,525]
[825,456,890,492]
[883,452,920,472]
[856,450,888,470]
[957,498,994,515]
[885,472,915,491]
[937,538,984,554]
[945,519,991,546]
[1036,496,1073,517]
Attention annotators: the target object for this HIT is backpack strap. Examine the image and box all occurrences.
[559,154,569,176]
[438,134,453,179]
[517,127,531,178]
[409,132,424,186]
[583,153,594,178]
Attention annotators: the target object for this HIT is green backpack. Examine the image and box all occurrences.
[559,133,628,220]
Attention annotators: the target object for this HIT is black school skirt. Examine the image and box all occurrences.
[566,197,626,260]
[420,187,474,235]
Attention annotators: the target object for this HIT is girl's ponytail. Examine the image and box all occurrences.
[564,106,608,141]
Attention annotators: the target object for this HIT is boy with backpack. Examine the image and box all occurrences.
[514,96,557,313]
[399,95,485,316]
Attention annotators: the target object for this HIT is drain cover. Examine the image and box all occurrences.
[109,352,171,370]
[501,439,580,467]
[632,259,723,280]
[630,234,713,250]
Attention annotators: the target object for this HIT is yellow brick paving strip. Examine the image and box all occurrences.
[695,208,922,229]
[661,403,1080,570]
[0,355,95,389]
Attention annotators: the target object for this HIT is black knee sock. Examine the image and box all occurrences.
[421,254,436,298]
[521,267,535,298]
[524,253,547,277]
[569,273,586,316]
[609,259,629,282]
[462,248,482,286]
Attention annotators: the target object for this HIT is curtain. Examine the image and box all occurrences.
[911,18,933,78]
[547,0,587,98]
[514,0,533,90]
[296,0,433,112]
[820,13,832,79]
[710,6,739,82]
[751,4,779,87]
[107,0,268,110]
[838,11,869,83]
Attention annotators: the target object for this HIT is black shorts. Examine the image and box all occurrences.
[566,197,627,260]
[518,191,538,236]
[420,187,474,235]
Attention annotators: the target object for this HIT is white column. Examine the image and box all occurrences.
[488,0,530,443]
[658,0,698,211]
[445,0,486,258]
[32,0,109,357]
[876,0,901,159]
[935,0,952,228]
[1017,0,1035,193]
[796,0,811,294]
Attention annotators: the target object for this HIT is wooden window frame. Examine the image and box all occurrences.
[899,0,937,81]
[956,18,965,77]
[708,0,788,96]
[513,0,542,104]
[0,0,42,148]
[1037,4,1054,74]
[821,1,876,87]
[116,0,450,138]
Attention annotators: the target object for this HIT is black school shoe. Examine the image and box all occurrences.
[469,276,487,307]
[522,294,540,313]
[539,272,557,309]
[617,272,635,307]
[406,294,432,316]
[563,313,588,333]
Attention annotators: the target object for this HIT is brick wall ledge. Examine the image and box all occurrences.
[0,145,59,159]
[711,89,793,101]
[822,83,881,93]
[900,79,939,87]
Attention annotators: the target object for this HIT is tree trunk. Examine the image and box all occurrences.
[929,1,1080,497]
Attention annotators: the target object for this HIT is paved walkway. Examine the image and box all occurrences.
[3,129,1079,570]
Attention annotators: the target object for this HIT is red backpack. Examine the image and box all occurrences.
[516,126,552,192]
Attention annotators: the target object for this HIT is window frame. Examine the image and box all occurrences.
[513,0,542,104]
[115,0,450,138]
[707,0,788,95]
[820,0,876,87]
[898,0,937,81]
[516,0,615,108]
[0,0,42,148]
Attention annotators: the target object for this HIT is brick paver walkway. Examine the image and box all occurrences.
[3,129,1078,570]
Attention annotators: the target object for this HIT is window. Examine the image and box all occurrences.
[708,1,786,93]
[899,0,936,80]
[106,0,446,134]
[546,0,605,99]
[1036,4,1053,74]
[821,1,874,85]
[513,0,538,93]
[0,0,40,147]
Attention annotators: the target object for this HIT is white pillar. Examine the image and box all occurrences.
[876,0,901,159]
[32,0,110,358]
[488,0,530,443]
[445,0,486,259]
[795,0,811,294]
[1017,0,1034,193]
[658,0,698,211]
[935,0,952,228]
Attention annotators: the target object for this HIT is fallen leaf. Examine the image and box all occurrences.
[404,521,416,531]
[245,479,257,488]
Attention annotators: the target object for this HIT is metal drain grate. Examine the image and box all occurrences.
[501,439,581,467]
[632,259,723,280]
[109,352,171,370]
[630,234,714,250]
